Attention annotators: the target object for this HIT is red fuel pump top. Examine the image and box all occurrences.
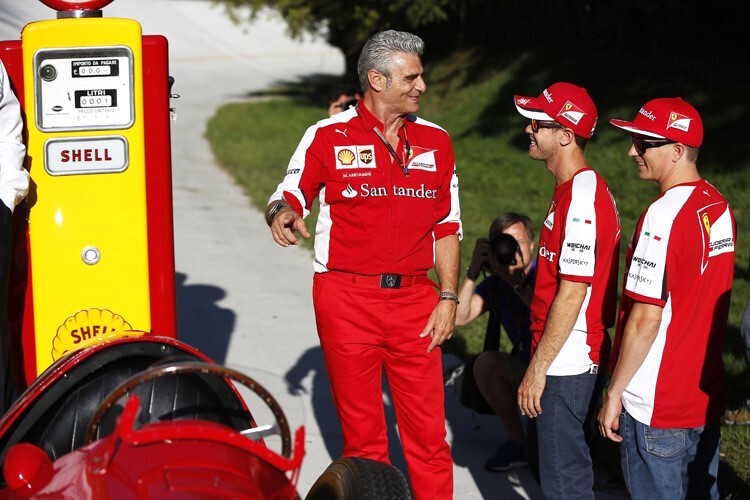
[39,0,114,13]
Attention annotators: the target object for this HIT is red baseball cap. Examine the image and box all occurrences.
[609,97,703,147]
[514,82,598,139]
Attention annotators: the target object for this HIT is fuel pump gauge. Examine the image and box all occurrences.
[34,46,134,131]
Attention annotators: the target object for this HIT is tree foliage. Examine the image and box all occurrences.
[213,0,461,79]
[213,0,750,86]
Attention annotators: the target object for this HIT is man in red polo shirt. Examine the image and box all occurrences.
[599,97,735,499]
[265,30,461,499]
[514,82,621,499]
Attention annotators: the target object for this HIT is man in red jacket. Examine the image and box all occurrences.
[266,30,461,499]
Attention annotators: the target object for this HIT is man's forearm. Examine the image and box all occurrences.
[435,235,460,293]
[455,276,476,325]
[528,279,588,374]
[607,302,662,398]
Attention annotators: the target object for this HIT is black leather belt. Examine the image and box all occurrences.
[326,271,433,289]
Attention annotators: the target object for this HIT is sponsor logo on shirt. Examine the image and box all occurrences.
[359,148,373,164]
[562,257,589,266]
[644,231,661,241]
[342,184,358,198]
[628,272,652,285]
[335,145,377,170]
[667,111,691,133]
[539,245,557,262]
[710,238,733,252]
[572,218,592,224]
[566,242,591,252]
[407,150,437,172]
[557,100,585,125]
[517,97,531,105]
[632,256,657,269]
[543,89,554,103]
[698,203,735,273]
[286,168,300,175]
[337,148,355,166]
[357,183,437,199]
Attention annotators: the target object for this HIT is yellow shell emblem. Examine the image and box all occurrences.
[337,149,355,166]
[51,308,142,361]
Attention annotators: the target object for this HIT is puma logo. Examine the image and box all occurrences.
[335,128,348,138]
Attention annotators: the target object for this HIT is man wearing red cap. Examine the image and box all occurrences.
[599,98,736,499]
[514,82,621,499]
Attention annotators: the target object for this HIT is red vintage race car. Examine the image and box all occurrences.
[0,336,303,498]
[0,334,411,499]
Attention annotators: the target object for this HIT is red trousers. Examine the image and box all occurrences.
[313,272,453,500]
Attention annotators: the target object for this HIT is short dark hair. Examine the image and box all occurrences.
[685,145,699,162]
[488,212,534,242]
[574,135,588,150]
[328,85,359,105]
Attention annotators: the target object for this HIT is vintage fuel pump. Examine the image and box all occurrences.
[0,0,177,385]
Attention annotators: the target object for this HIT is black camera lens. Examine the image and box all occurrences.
[341,97,358,110]
[39,65,57,82]
[491,233,520,266]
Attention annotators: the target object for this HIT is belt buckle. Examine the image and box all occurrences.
[380,274,401,289]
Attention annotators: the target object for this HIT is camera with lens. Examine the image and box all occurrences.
[341,97,358,110]
[490,233,520,266]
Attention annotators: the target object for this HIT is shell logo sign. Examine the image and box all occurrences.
[51,308,144,361]
[337,149,355,166]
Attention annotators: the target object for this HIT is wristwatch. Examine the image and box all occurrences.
[266,201,289,227]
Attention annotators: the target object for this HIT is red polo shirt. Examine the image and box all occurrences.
[269,102,462,276]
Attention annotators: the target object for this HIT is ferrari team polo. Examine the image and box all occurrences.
[530,167,621,376]
[612,179,736,428]
[269,102,462,276]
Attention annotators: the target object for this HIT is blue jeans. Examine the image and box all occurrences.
[619,410,720,500]
[536,372,600,500]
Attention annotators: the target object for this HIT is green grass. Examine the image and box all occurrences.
[206,48,750,493]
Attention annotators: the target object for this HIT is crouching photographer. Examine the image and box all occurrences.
[454,212,537,474]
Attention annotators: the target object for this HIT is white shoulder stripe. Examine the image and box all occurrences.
[650,185,695,220]
[571,169,597,203]
[413,115,448,134]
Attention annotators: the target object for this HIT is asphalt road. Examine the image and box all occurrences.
[0,2,627,498]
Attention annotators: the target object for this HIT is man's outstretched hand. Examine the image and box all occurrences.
[270,206,310,246]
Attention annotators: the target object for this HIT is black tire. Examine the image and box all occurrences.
[306,457,412,500]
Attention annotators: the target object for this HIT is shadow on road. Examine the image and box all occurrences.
[284,346,409,477]
[442,352,540,499]
[175,272,235,364]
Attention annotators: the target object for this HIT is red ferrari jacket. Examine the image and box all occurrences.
[269,102,462,276]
